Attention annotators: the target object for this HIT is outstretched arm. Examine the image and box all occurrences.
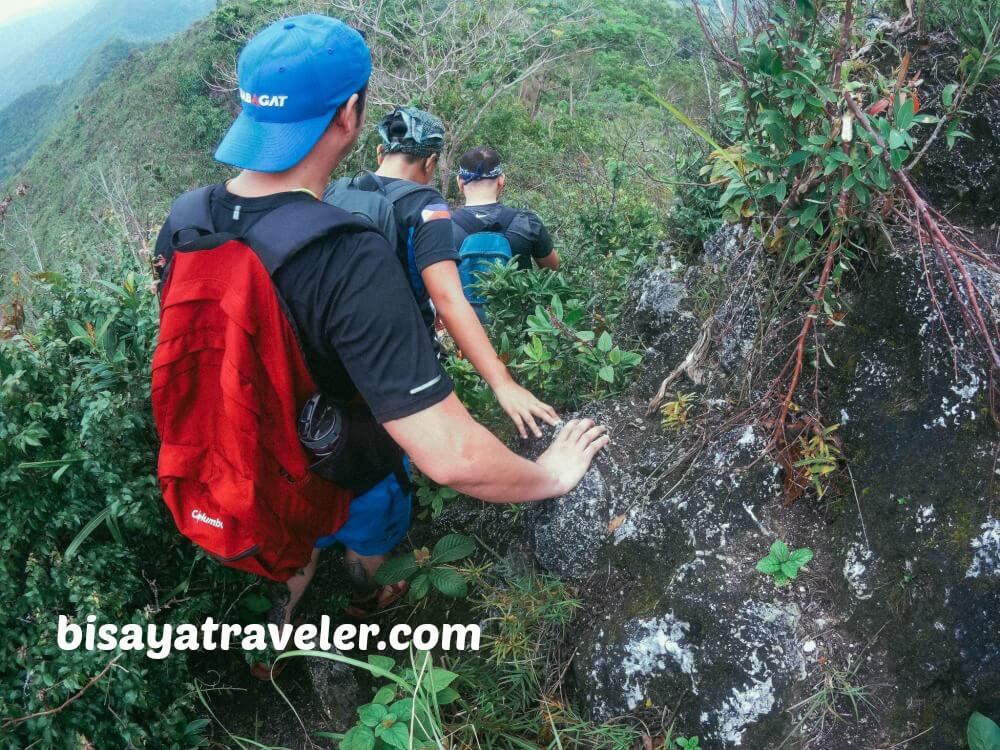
[384,393,607,502]
[422,260,559,438]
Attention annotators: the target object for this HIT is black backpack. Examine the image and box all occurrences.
[323,171,436,256]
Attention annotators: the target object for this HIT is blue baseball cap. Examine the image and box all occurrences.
[214,14,371,173]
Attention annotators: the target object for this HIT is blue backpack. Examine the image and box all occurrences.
[452,208,517,319]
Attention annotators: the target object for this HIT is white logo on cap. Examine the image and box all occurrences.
[240,90,289,107]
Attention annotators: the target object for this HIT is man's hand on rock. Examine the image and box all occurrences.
[535,418,609,496]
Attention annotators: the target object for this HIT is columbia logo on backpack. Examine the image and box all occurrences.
[152,185,371,581]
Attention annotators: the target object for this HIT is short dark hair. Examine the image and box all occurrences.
[460,146,502,175]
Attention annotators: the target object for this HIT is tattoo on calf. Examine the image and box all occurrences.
[347,559,375,593]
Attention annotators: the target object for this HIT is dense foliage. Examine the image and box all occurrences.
[0,261,243,747]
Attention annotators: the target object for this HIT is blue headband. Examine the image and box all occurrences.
[459,164,503,183]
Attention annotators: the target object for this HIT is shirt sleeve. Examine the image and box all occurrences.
[409,190,460,271]
[509,210,554,260]
[280,230,454,423]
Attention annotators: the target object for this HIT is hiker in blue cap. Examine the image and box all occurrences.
[154,14,610,679]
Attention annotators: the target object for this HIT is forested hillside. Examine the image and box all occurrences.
[0,0,216,103]
[0,40,145,182]
[0,0,216,181]
[1,0,999,749]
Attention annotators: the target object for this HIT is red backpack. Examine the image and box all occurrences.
[152,186,369,581]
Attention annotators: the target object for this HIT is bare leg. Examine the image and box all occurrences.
[279,548,321,625]
[344,548,386,596]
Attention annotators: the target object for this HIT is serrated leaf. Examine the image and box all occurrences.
[780,561,800,579]
[389,698,414,717]
[789,548,814,567]
[375,721,410,750]
[374,554,419,585]
[408,572,431,601]
[340,725,376,750]
[357,703,387,727]
[757,557,781,575]
[770,539,790,562]
[431,533,476,564]
[429,567,467,598]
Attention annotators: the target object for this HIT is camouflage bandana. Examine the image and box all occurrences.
[378,106,445,157]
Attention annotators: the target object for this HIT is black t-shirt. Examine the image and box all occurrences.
[154,185,453,423]
[451,203,554,271]
[375,175,458,330]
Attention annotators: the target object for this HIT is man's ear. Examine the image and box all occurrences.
[376,144,385,165]
[332,93,360,133]
[425,154,439,176]
[456,175,465,193]
[497,174,507,192]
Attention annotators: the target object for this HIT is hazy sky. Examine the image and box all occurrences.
[0,0,82,26]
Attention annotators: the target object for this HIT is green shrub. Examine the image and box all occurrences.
[0,260,239,748]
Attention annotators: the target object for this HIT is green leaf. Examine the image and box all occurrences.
[598,365,615,384]
[408,572,431,601]
[773,573,790,586]
[942,83,958,107]
[757,556,781,575]
[367,655,396,672]
[888,129,906,150]
[372,685,396,705]
[427,668,459,692]
[240,593,271,614]
[389,698,414,717]
[770,539,790,562]
[341,725,376,750]
[375,721,410,750]
[550,295,564,319]
[790,98,805,118]
[597,331,613,353]
[576,330,595,342]
[895,97,915,130]
[789,548,814,567]
[357,703,387,727]
[436,686,460,705]
[780,561,800,580]
[968,711,1000,750]
[429,567,468,598]
[374,554,419,585]
[431,533,476,564]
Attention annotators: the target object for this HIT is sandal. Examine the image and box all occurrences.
[249,593,301,682]
[343,581,410,619]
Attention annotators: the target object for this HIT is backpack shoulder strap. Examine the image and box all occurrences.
[167,185,218,247]
[381,179,438,206]
[498,206,519,233]
[243,200,374,274]
[451,208,485,235]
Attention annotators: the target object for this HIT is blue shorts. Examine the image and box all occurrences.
[314,459,412,556]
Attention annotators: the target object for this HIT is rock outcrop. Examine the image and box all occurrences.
[523,227,1000,748]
